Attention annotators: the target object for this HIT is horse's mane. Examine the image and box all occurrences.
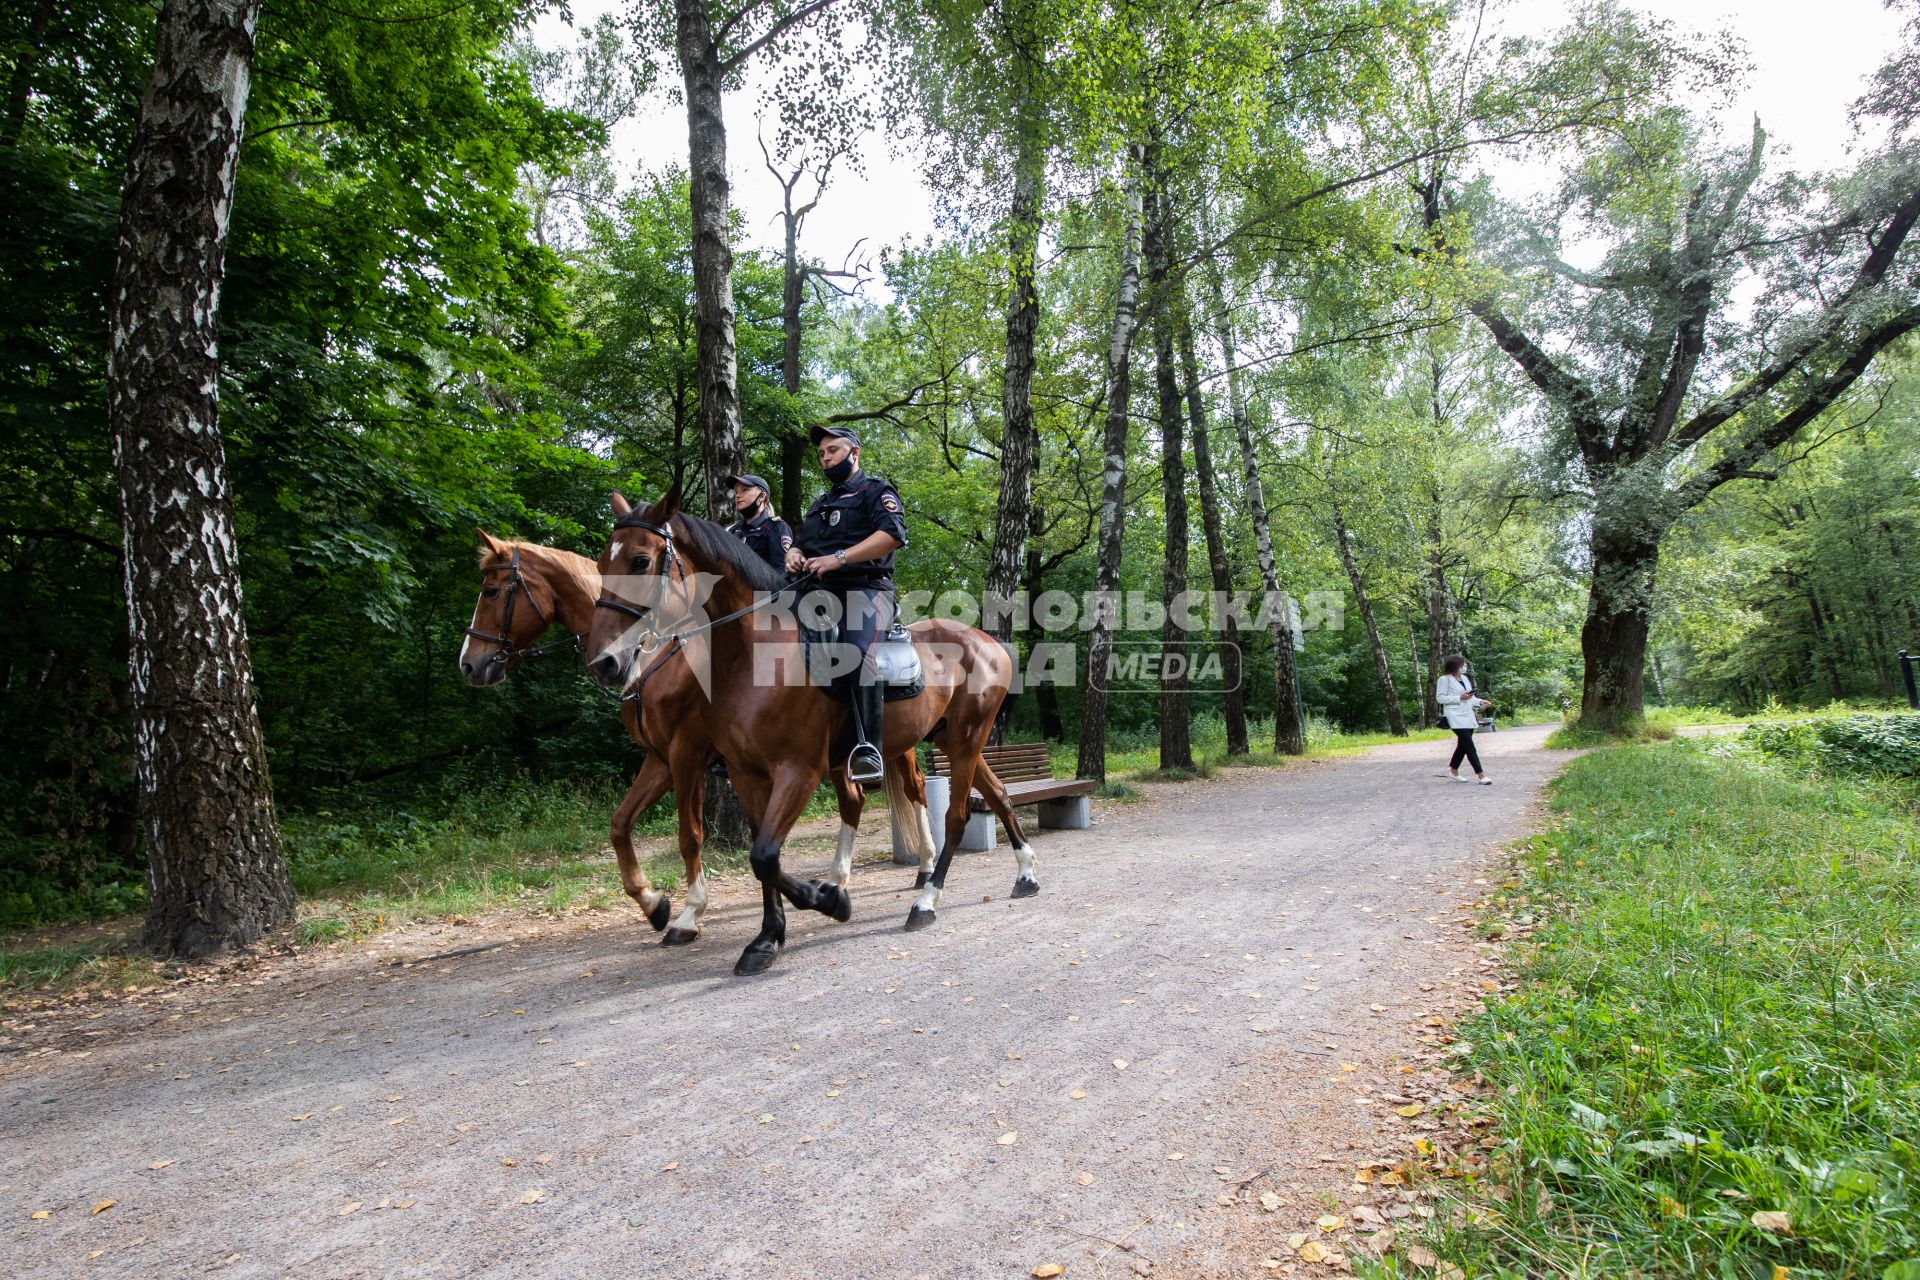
[479,540,602,597]
[663,510,787,593]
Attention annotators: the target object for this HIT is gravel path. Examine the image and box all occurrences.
[2,725,1564,1278]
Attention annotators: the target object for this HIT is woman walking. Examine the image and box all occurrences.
[1436,654,1491,784]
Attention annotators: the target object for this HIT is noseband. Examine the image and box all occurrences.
[466,546,577,667]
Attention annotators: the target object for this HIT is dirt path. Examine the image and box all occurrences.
[2,726,1564,1279]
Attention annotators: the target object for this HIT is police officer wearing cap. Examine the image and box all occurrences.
[785,425,907,785]
[724,473,792,575]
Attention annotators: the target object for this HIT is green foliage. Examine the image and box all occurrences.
[1742,714,1920,780]
[1443,740,1920,1277]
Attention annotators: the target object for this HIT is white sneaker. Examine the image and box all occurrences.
[1477,776,1493,785]
[1450,772,1472,783]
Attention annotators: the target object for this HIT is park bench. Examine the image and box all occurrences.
[892,742,1095,859]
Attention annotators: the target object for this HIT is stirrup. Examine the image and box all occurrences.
[847,742,884,785]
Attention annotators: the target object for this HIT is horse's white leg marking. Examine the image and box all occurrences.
[1013,842,1037,884]
[672,873,709,933]
[829,822,856,886]
[641,886,666,915]
[913,878,942,913]
[912,803,938,875]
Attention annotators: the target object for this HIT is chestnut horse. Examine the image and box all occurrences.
[457,531,883,943]
[585,488,1038,976]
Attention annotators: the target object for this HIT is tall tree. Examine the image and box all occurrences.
[108,0,293,956]
[1178,300,1248,754]
[636,0,847,518]
[1076,173,1145,784]
[1144,155,1194,771]
[1424,116,1920,733]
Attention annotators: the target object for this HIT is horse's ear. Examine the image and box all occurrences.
[476,527,505,558]
[652,483,682,523]
[610,492,631,519]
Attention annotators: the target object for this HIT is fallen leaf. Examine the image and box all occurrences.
[1259,1191,1282,1211]
[1113,1059,1129,1071]
[1298,1241,1329,1264]
[1396,1104,1425,1118]
[147,1159,175,1170]
[30,1210,50,1220]
[661,1161,678,1172]
[500,1158,518,1167]
[1075,1172,1094,1187]
[338,1202,362,1217]
[395,1200,416,1210]
[1166,1152,1186,1161]
[1772,1269,1789,1280]
[534,1153,553,1165]
[1069,1089,1087,1100]
[289,1113,314,1122]
[1750,1210,1791,1234]
[1317,1214,1343,1231]
[1031,1266,1064,1279]
[91,1200,115,1215]
[386,1117,407,1127]
[520,1189,542,1205]
[756,1114,774,1124]
[384,1095,403,1103]
[998,1131,1019,1146]
[825,1089,841,1097]
[1659,1195,1688,1218]
[1350,1205,1385,1226]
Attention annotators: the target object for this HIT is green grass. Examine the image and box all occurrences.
[1392,739,1920,1278]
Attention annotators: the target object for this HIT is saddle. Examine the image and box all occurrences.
[799,619,925,703]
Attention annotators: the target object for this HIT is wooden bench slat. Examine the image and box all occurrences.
[927,739,1092,811]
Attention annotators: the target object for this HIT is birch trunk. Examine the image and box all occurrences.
[1202,256,1302,754]
[1178,308,1246,755]
[108,0,294,958]
[676,0,744,521]
[986,119,1045,643]
[1075,173,1143,784]
[1330,501,1406,735]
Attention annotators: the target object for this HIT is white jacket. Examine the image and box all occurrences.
[1436,674,1480,729]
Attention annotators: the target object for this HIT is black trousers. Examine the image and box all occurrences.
[1450,728,1482,774]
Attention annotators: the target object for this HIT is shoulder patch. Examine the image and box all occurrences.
[881,495,900,512]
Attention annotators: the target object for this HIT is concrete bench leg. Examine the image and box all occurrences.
[1037,795,1091,830]
[959,809,998,852]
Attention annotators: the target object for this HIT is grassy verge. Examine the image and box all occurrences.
[1401,738,1920,1277]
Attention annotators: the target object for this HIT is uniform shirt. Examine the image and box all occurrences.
[728,507,793,575]
[796,469,909,589]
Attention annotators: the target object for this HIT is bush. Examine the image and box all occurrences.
[1742,713,1920,780]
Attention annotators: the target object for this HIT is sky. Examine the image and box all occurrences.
[529,0,1907,279]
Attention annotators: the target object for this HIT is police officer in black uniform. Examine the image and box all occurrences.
[723,473,792,575]
[786,425,907,785]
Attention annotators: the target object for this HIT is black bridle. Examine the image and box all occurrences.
[594,510,811,671]
[465,546,580,668]
[594,515,692,652]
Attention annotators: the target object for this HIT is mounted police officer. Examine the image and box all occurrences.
[724,472,792,575]
[785,425,907,786]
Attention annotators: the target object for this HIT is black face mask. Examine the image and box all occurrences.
[740,493,763,519]
[824,458,855,485]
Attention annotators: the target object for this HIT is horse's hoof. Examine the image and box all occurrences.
[816,883,852,923]
[904,906,937,932]
[661,926,699,947]
[734,942,780,976]
[913,871,930,889]
[1011,876,1040,899]
[646,894,673,932]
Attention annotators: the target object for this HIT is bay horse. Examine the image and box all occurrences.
[457,531,882,943]
[584,488,1039,977]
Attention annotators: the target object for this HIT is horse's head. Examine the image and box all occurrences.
[587,487,687,689]
[459,529,559,687]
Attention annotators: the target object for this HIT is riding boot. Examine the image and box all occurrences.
[846,679,885,785]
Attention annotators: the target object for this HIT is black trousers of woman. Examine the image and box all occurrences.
[1450,728,1482,774]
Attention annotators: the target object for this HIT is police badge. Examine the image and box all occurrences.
[828,509,841,526]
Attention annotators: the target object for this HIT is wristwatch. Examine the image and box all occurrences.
[834,549,848,564]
